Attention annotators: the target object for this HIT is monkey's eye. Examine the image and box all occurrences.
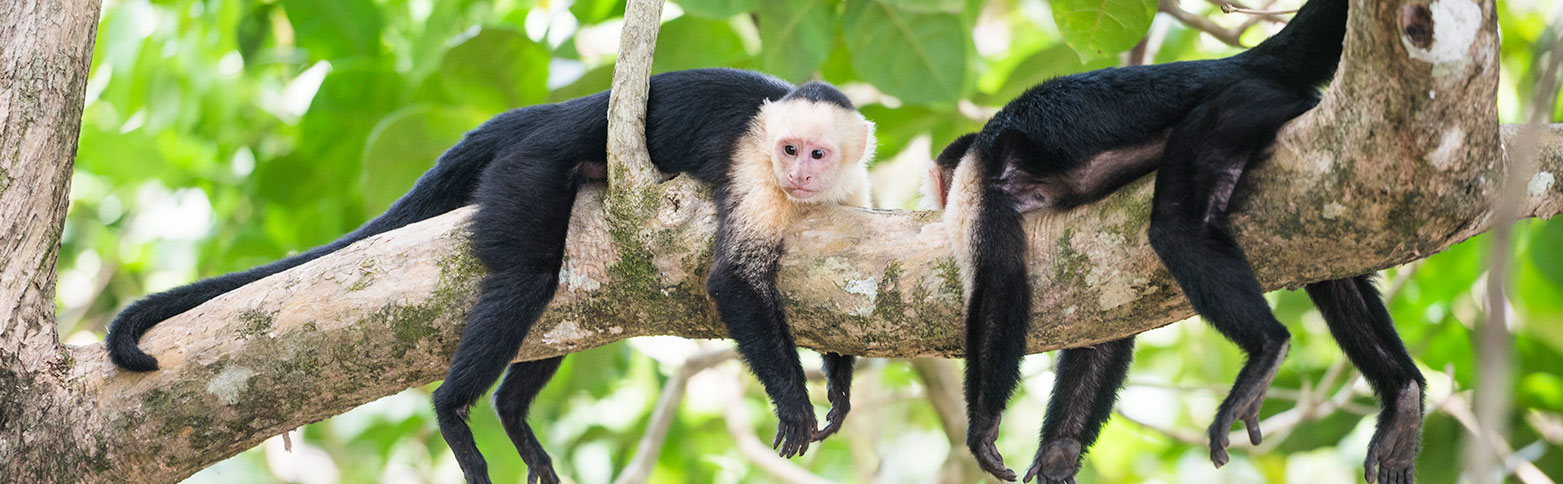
[811,149,825,160]
[784,145,797,156]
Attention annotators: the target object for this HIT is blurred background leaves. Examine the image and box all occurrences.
[60,0,1562,483]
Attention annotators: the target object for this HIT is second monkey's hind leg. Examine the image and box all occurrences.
[1024,336,1136,484]
[1306,276,1424,484]
[1146,79,1316,468]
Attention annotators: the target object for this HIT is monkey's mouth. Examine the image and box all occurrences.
[785,186,821,199]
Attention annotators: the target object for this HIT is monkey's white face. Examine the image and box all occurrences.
[759,100,875,203]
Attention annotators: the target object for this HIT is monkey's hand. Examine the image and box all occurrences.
[968,414,1017,481]
[1023,438,1082,484]
[773,406,817,458]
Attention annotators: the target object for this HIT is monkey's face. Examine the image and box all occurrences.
[760,100,875,203]
[773,136,846,200]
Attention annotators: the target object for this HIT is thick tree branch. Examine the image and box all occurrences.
[63,118,1558,481]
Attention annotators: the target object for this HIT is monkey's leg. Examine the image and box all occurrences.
[1023,337,1135,484]
[494,358,566,484]
[1147,80,1314,468]
[434,155,580,484]
[705,241,817,459]
[960,188,1032,482]
[1306,276,1424,484]
[813,353,855,441]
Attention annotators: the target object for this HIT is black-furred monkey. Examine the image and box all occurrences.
[926,0,1423,483]
[104,68,876,484]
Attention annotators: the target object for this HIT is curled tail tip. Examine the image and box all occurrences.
[106,331,160,372]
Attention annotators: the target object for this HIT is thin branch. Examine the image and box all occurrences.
[1437,394,1558,484]
[1218,4,1297,15]
[909,358,986,484]
[1209,0,1290,24]
[1469,22,1562,483]
[1159,0,1246,46]
[605,0,666,194]
[611,346,737,484]
[722,372,835,484]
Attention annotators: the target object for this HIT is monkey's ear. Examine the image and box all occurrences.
[935,132,978,169]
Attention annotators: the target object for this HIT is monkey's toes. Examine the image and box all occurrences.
[812,401,850,442]
[526,466,560,484]
[1023,438,1082,483]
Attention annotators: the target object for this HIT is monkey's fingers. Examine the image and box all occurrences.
[1363,445,1381,484]
[774,419,813,458]
[975,442,1016,482]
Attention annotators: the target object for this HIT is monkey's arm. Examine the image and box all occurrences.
[705,222,817,458]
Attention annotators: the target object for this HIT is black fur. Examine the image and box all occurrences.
[940,0,1424,482]
[781,81,856,110]
[103,68,860,484]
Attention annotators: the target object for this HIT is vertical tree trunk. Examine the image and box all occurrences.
[1,0,104,482]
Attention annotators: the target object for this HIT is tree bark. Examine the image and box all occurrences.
[3,0,1555,482]
[0,0,104,482]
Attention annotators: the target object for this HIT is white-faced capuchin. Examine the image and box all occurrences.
[925,0,1424,483]
[104,68,876,484]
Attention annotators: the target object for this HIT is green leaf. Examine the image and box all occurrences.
[882,0,964,13]
[652,16,749,73]
[235,4,275,66]
[976,43,1117,104]
[843,0,969,105]
[675,0,759,18]
[438,28,551,113]
[549,64,616,102]
[757,0,838,82]
[1049,0,1156,61]
[360,105,489,214]
[1528,219,1563,286]
[282,0,386,59]
[571,0,627,24]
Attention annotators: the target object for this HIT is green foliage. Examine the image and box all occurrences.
[843,0,970,105]
[1049,0,1157,60]
[756,0,838,82]
[60,0,1563,483]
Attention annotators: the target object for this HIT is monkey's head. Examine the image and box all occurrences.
[921,132,977,209]
[759,82,876,203]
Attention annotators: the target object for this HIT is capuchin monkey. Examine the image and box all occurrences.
[926,0,1424,483]
[104,68,876,484]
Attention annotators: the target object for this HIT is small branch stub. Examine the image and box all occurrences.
[605,0,667,195]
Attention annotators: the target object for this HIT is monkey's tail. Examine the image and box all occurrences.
[1240,0,1348,90]
[106,117,515,372]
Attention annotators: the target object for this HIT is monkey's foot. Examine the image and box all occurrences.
[773,411,817,458]
[517,443,560,484]
[1365,382,1422,484]
[968,415,1017,481]
[1208,346,1286,467]
[526,466,560,484]
[1023,438,1082,484]
[812,388,851,442]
